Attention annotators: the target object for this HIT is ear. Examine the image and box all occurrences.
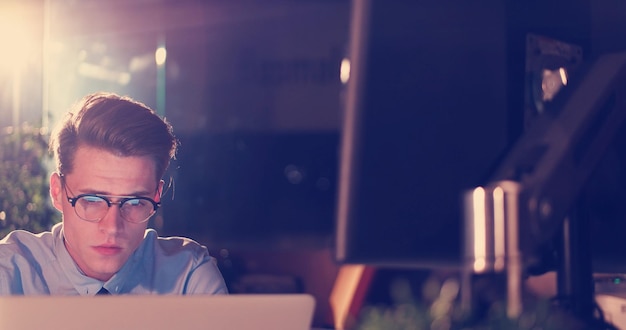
[50,173,64,212]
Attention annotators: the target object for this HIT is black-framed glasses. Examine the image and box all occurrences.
[61,176,160,224]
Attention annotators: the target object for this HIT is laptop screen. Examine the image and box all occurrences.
[0,294,315,330]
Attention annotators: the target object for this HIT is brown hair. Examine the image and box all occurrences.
[49,92,177,181]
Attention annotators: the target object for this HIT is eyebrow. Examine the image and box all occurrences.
[74,187,155,198]
[90,190,153,197]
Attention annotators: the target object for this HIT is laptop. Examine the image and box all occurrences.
[0,294,316,330]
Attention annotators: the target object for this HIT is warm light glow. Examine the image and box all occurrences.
[129,53,154,72]
[492,186,505,272]
[330,265,371,330]
[0,5,39,70]
[472,187,486,272]
[77,62,131,86]
[559,67,568,86]
[541,67,568,102]
[340,58,350,84]
[155,46,167,66]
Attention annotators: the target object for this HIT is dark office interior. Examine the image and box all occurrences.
[3,0,626,329]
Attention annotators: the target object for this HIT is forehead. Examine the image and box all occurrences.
[66,146,157,193]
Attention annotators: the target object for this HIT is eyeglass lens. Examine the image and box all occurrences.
[75,195,156,223]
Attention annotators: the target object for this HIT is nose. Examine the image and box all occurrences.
[97,204,124,235]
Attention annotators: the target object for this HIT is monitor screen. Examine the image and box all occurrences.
[334,1,512,268]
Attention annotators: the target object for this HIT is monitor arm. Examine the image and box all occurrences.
[463,51,626,325]
[489,52,626,257]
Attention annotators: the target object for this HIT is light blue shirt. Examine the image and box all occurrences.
[0,223,228,295]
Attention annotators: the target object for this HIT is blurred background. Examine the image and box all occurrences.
[0,0,349,327]
[6,0,626,329]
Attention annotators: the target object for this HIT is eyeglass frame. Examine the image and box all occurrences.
[60,174,161,224]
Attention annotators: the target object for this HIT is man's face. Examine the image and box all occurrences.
[50,145,162,282]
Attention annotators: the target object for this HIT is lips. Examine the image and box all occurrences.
[93,245,123,256]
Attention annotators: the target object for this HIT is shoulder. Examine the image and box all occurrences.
[141,230,228,294]
[143,229,210,260]
[0,228,56,292]
[0,229,55,258]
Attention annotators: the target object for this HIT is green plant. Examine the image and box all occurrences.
[353,274,593,330]
[0,125,60,238]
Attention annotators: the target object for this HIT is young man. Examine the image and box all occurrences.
[0,92,228,295]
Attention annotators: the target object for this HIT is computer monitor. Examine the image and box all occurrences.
[334,0,626,275]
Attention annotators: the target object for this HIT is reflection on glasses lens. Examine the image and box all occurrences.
[73,195,158,223]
